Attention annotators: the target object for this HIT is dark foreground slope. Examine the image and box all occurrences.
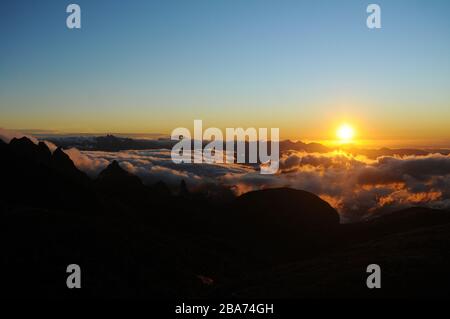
[1,137,450,298]
[213,214,450,298]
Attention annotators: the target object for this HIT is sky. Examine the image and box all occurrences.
[1,0,450,144]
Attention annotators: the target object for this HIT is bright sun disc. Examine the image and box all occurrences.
[337,124,355,141]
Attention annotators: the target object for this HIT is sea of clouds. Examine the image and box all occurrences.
[2,128,450,221]
[66,146,450,221]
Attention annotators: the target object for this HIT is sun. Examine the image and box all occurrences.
[336,124,355,142]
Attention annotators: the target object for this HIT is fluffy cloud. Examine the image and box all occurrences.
[70,149,253,189]
[3,126,446,222]
[228,151,450,221]
[63,148,110,178]
[64,147,450,221]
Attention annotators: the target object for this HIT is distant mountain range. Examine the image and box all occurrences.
[1,136,450,298]
[45,134,450,158]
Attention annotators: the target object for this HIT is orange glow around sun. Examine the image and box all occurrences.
[336,124,355,143]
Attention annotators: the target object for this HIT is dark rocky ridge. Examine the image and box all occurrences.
[1,136,450,298]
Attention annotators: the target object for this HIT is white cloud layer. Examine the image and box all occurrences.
[68,148,450,221]
[2,128,449,221]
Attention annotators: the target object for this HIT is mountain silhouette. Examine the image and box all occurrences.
[1,137,95,210]
[234,188,339,230]
[96,160,143,189]
[10,137,46,162]
[94,160,151,208]
[51,147,90,185]
[47,134,450,160]
[1,136,450,299]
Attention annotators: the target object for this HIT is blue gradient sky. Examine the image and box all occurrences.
[1,0,450,142]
